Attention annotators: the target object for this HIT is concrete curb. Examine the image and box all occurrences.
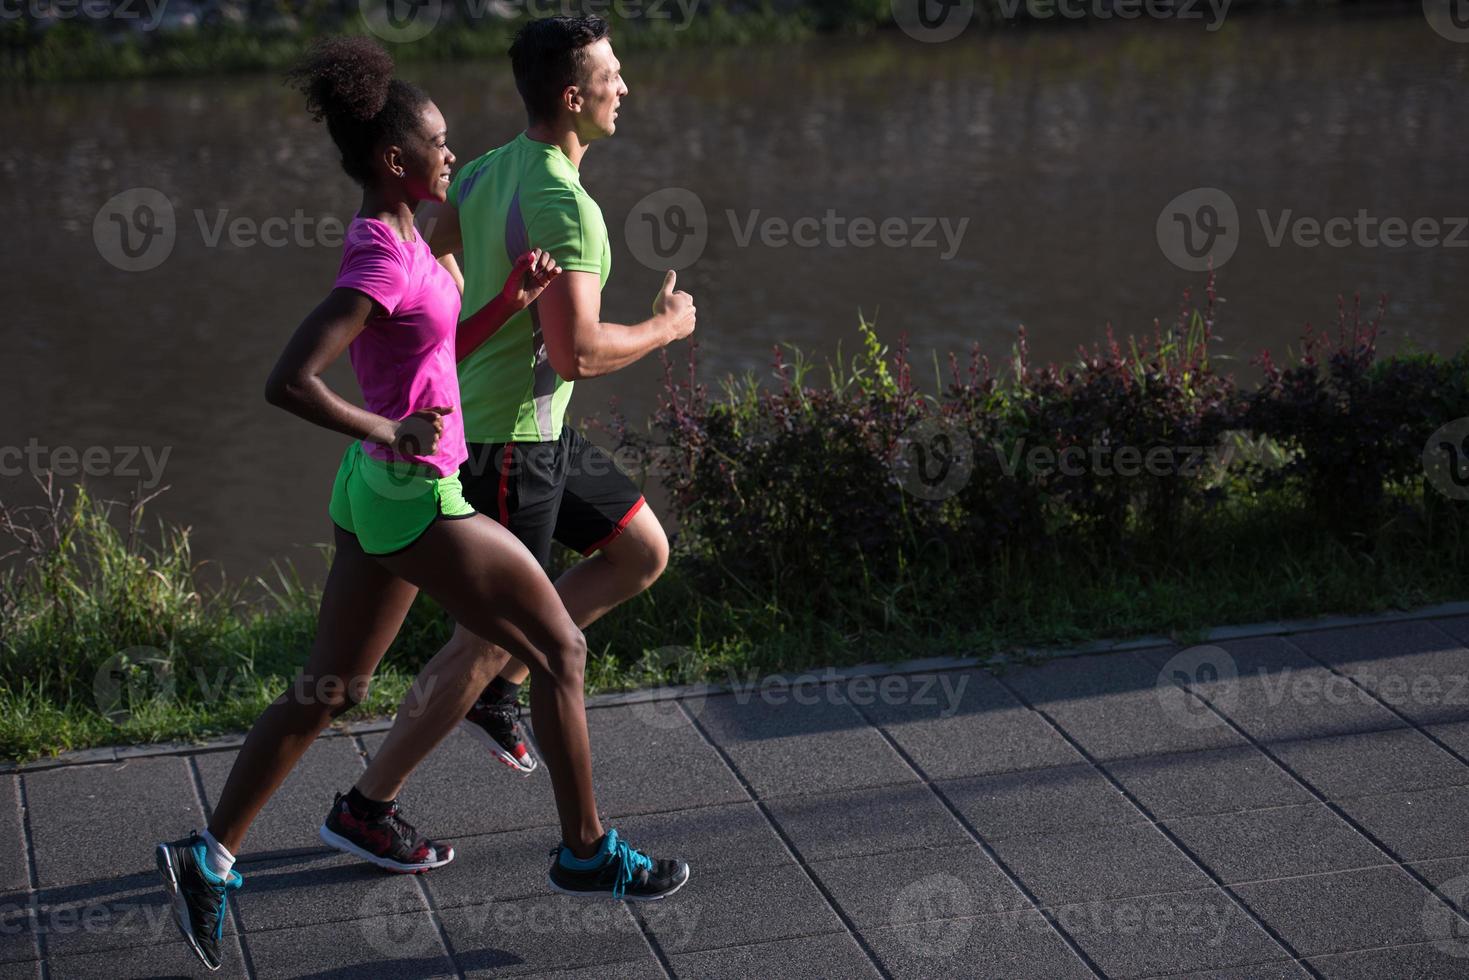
[7,599,1467,775]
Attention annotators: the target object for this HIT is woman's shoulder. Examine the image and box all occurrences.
[341,216,414,269]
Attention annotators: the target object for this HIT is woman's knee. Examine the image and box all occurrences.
[276,670,370,722]
[543,627,588,685]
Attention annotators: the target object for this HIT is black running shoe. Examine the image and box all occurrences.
[318,792,455,873]
[460,698,538,775]
[155,832,242,972]
[547,828,690,901]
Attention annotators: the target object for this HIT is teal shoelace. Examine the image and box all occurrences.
[208,869,242,941]
[609,836,653,899]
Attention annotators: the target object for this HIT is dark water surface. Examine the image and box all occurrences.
[4,13,1466,578]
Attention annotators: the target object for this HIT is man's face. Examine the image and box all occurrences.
[572,38,627,140]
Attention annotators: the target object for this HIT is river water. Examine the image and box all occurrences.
[4,12,1466,578]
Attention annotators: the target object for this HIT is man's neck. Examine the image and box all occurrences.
[524,121,589,170]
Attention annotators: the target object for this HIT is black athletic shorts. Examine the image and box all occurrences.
[459,426,646,569]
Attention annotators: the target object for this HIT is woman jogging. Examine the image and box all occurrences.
[154,36,688,973]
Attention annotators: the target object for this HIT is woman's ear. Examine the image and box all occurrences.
[382,145,407,179]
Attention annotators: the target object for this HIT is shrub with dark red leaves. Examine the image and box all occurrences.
[631,278,1467,605]
[1241,295,1469,533]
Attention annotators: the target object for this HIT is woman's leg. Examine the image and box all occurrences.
[377,513,603,856]
[207,526,419,853]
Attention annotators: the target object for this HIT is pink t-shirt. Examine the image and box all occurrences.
[335,217,467,477]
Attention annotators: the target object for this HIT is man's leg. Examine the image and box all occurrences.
[492,500,669,688]
[352,633,512,799]
[355,503,668,800]
[488,427,668,697]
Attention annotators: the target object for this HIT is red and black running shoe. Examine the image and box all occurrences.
[318,793,454,873]
[460,698,538,775]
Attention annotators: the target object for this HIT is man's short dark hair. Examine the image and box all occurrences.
[509,16,612,124]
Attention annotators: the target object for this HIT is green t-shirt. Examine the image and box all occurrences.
[448,132,612,443]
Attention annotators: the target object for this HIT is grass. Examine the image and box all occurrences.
[1,467,1464,763]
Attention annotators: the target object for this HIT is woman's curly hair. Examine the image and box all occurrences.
[285,36,431,186]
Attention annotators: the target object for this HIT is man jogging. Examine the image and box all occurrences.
[377,14,696,780]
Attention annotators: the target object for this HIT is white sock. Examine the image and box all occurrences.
[199,829,236,879]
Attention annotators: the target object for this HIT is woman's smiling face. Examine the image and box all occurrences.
[394,101,455,204]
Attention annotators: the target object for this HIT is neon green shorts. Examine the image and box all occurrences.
[328,442,476,556]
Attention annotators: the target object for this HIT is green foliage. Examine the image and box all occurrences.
[2,281,1467,761]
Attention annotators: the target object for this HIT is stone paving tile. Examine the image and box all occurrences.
[421,825,557,909]
[668,932,880,980]
[1336,785,1469,862]
[1427,719,1469,760]
[1291,621,1469,726]
[24,758,202,887]
[0,963,37,980]
[809,843,1028,930]
[1149,963,1310,979]
[361,729,559,838]
[1163,804,1386,884]
[637,862,840,955]
[195,735,364,858]
[1138,638,1406,744]
[246,910,458,979]
[229,851,427,934]
[992,823,1211,907]
[862,670,1083,780]
[0,780,28,894]
[439,895,649,977]
[1105,746,1313,820]
[613,802,789,875]
[28,871,192,960]
[517,959,665,980]
[1270,728,1469,801]
[693,694,916,800]
[1232,866,1449,957]
[1051,888,1286,979]
[0,892,40,963]
[49,938,250,979]
[582,705,747,818]
[1405,853,1469,891]
[764,784,969,862]
[1001,652,1247,762]
[1307,941,1469,979]
[864,908,1095,979]
[1433,615,1469,647]
[937,763,1145,842]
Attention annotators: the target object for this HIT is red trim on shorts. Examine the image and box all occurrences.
[581,496,646,556]
[497,444,514,526]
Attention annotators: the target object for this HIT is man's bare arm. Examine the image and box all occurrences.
[538,269,696,381]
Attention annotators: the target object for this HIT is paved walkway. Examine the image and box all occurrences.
[4,616,1469,978]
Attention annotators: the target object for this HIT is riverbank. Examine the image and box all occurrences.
[3,8,812,83]
[3,281,1468,762]
[2,0,1392,83]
